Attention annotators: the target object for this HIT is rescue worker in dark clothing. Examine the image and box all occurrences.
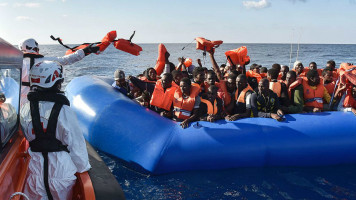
[198,85,224,122]
[225,74,254,121]
[250,78,284,121]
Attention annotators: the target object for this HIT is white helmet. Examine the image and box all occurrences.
[30,61,63,88]
[18,38,39,54]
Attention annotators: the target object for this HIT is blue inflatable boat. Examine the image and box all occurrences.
[66,75,356,175]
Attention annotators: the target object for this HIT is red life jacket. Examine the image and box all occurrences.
[343,87,356,108]
[154,44,167,76]
[114,39,142,56]
[196,37,223,52]
[323,80,336,96]
[173,85,200,120]
[302,78,324,109]
[150,80,177,111]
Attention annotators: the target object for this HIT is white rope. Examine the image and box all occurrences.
[9,192,30,200]
[289,30,294,68]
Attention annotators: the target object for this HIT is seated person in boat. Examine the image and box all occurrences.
[139,67,158,83]
[198,85,224,122]
[134,90,150,108]
[250,78,284,121]
[280,71,304,114]
[279,65,289,82]
[207,49,231,108]
[225,74,254,121]
[293,61,307,77]
[260,67,268,78]
[191,67,205,93]
[173,77,201,128]
[336,83,356,115]
[246,63,261,90]
[224,73,238,114]
[301,69,331,112]
[172,70,183,86]
[326,60,339,80]
[322,67,336,96]
[309,61,322,76]
[267,68,289,106]
[150,73,178,118]
[112,69,131,98]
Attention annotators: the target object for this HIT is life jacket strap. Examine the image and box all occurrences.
[305,97,323,103]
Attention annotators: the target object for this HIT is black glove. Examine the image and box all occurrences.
[83,43,100,55]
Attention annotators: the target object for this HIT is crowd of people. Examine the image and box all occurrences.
[112,48,356,129]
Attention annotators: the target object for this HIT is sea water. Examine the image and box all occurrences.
[42,43,356,199]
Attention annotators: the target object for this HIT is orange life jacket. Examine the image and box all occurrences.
[65,31,117,55]
[260,73,267,79]
[235,84,253,103]
[269,81,282,97]
[173,85,200,120]
[195,37,223,51]
[204,81,231,106]
[292,68,308,78]
[114,39,142,56]
[150,80,177,111]
[225,46,250,66]
[323,80,336,95]
[302,78,324,109]
[246,70,262,83]
[139,76,157,83]
[184,58,192,67]
[154,44,167,76]
[200,99,218,115]
[343,87,356,108]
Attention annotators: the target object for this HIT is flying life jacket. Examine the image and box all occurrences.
[27,91,70,200]
[302,78,324,109]
[52,30,117,56]
[246,70,262,84]
[235,84,254,103]
[269,81,282,97]
[150,79,177,111]
[173,85,200,120]
[154,44,167,76]
[195,37,223,52]
[225,46,250,66]
[184,58,193,68]
[343,87,356,108]
[203,81,231,106]
[113,31,143,56]
[22,53,44,87]
[200,99,218,115]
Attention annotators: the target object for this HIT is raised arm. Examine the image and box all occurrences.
[208,49,223,81]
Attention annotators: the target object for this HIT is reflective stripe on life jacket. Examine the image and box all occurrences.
[302,78,324,109]
[196,37,223,52]
[150,79,177,111]
[269,81,282,97]
[173,85,200,120]
[235,84,254,103]
[154,44,167,76]
[200,99,218,115]
[225,46,250,66]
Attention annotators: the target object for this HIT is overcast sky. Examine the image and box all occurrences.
[1,0,356,45]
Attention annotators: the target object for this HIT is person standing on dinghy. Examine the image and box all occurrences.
[20,61,91,200]
[18,38,99,106]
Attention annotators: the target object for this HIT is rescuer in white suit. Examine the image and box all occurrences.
[20,61,91,200]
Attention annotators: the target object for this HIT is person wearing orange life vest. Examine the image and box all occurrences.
[267,68,289,106]
[171,70,183,86]
[322,67,336,96]
[207,48,232,108]
[326,60,339,80]
[309,62,323,76]
[279,65,289,82]
[337,83,356,115]
[280,71,304,114]
[224,73,238,114]
[246,64,262,90]
[293,61,308,78]
[191,67,205,93]
[173,78,201,128]
[150,73,178,118]
[302,69,332,112]
[198,85,224,122]
[225,74,254,121]
[260,67,268,79]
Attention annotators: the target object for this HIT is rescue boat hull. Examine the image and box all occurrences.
[66,75,356,175]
